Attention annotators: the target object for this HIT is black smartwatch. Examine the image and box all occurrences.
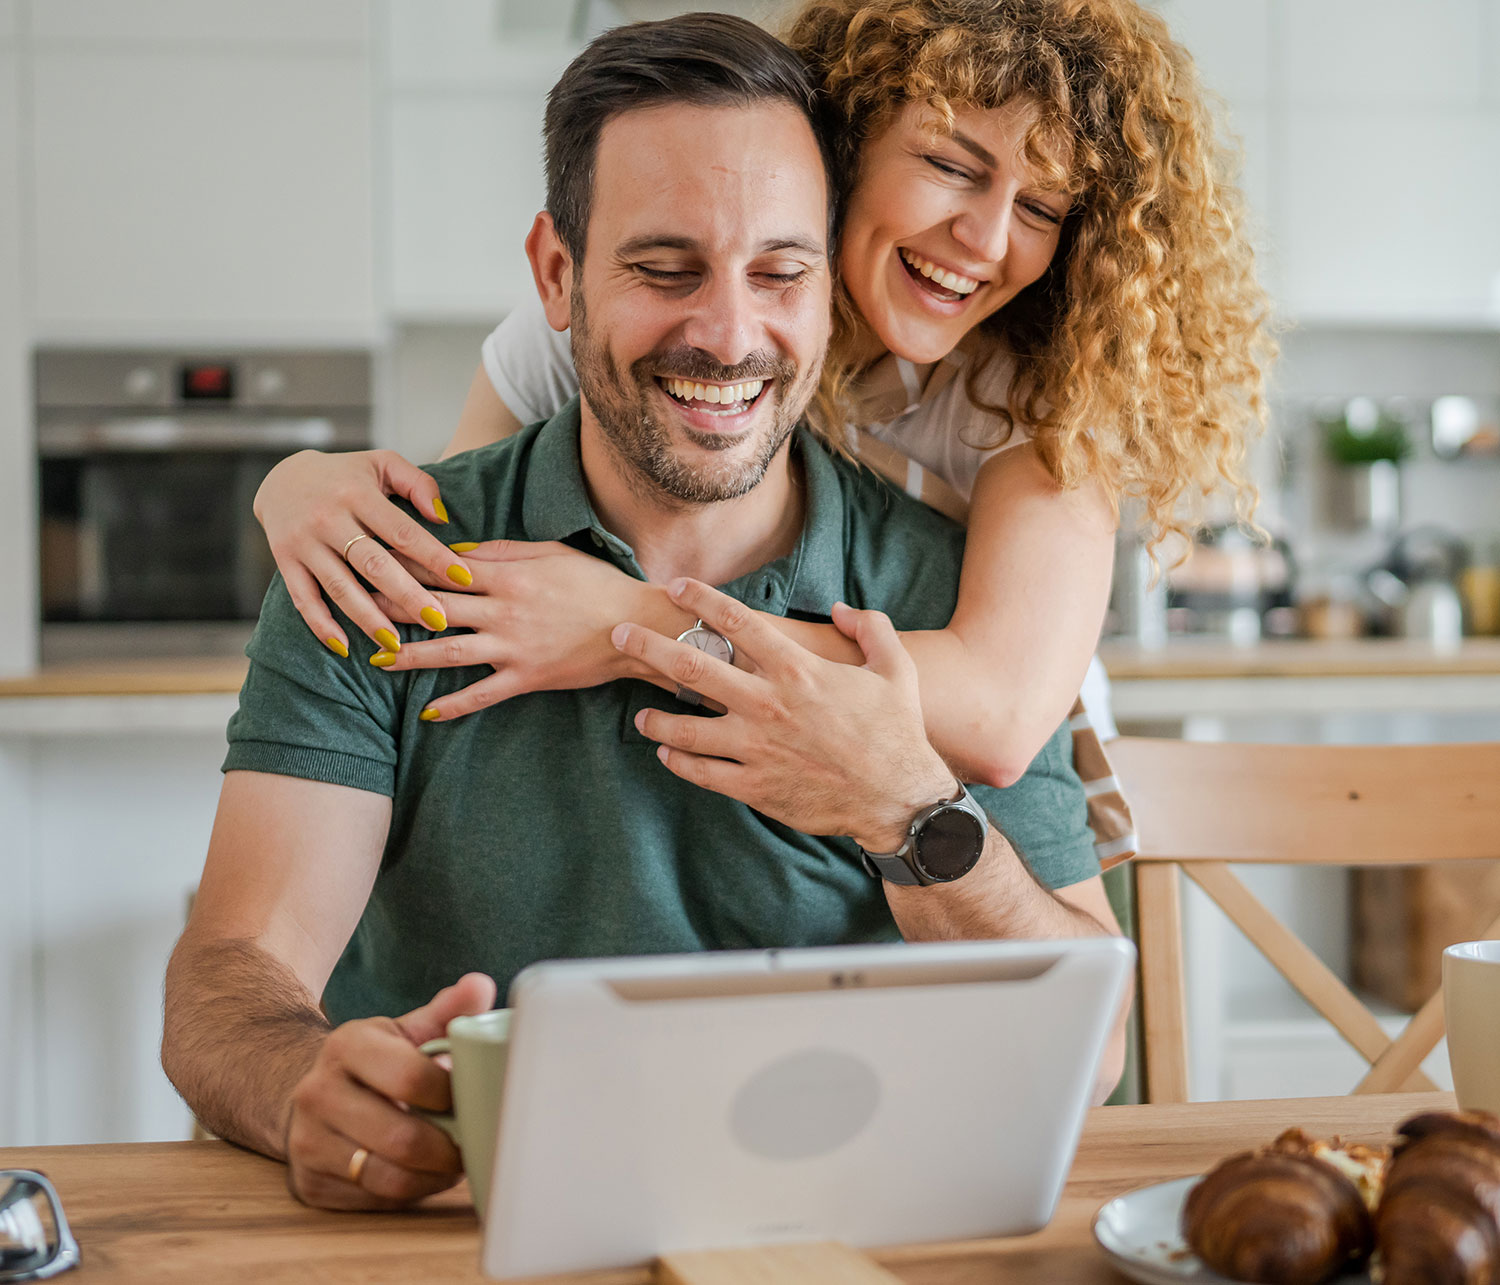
[859,783,989,886]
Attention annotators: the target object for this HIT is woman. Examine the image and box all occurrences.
[253,0,1272,802]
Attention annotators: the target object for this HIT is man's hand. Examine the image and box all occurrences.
[611,578,956,850]
[285,973,496,1210]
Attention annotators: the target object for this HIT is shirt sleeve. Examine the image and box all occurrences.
[480,292,580,425]
[967,719,1100,891]
[222,575,403,797]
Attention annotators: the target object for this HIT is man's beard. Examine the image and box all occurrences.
[570,286,821,506]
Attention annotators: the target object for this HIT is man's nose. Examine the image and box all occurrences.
[679,275,761,369]
[951,195,1013,267]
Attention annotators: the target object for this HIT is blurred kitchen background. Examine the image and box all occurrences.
[2,1,1500,1144]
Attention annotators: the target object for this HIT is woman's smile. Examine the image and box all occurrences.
[840,99,1069,366]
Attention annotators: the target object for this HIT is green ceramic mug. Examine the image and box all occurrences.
[417,1008,512,1217]
[1444,941,1500,1115]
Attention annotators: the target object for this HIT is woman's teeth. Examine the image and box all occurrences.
[661,377,765,413]
[900,249,980,296]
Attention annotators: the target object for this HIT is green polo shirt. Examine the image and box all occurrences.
[224,400,1098,1023]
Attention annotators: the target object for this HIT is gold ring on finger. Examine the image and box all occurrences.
[346,1146,370,1186]
[342,534,372,562]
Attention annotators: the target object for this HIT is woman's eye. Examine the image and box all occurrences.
[1021,200,1064,226]
[923,154,970,181]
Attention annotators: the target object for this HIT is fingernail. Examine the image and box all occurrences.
[667,577,689,597]
[374,628,401,652]
[610,623,630,648]
[323,636,349,659]
[370,650,399,668]
[448,542,479,553]
[420,606,448,631]
[420,706,442,722]
[446,564,473,587]
[431,497,450,524]
[633,709,647,731]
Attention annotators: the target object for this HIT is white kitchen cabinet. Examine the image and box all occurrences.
[28,25,376,341]
[0,21,35,681]
[386,94,551,319]
[1153,0,1271,106]
[1273,108,1500,323]
[29,0,368,49]
[1279,0,1487,109]
[380,0,572,321]
[383,0,576,90]
[29,731,224,1145]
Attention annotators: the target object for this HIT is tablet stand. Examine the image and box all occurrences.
[656,1241,903,1284]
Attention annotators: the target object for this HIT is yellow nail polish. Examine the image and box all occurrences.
[420,606,448,632]
[431,497,450,524]
[374,628,401,652]
[447,564,474,587]
[420,706,442,722]
[448,542,479,553]
[323,636,349,659]
[370,650,399,668]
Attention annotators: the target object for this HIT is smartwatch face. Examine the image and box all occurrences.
[914,805,986,881]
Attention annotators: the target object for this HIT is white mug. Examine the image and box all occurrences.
[1443,940,1500,1115]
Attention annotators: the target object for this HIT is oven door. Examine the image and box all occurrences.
[40,451,279,624]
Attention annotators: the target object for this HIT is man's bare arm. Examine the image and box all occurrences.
[162,770,388,1155]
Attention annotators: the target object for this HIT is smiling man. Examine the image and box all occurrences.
[162,13,1125,1213]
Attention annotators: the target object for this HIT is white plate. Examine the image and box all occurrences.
[1091,1175,1371,1285]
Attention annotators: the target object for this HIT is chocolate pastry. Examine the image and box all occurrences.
[1181,1128,1383,1284]
[1376,1110,1500,1285]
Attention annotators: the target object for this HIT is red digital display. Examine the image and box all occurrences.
[180,363,235,401]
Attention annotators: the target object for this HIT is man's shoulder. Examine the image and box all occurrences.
[803,434,967,614]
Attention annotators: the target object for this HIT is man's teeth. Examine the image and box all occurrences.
[662,377,765,407]
[900,249,980,296]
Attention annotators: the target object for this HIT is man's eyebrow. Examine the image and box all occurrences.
[615,234,826,258]
[950,130,998,169]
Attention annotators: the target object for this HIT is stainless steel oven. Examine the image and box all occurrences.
[36,348,372,661]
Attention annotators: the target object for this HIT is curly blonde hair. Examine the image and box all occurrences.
[783,0,1276,546]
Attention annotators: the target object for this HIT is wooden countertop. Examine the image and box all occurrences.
[0,638,1497,699]
[0,1091,1452,1283]
[1099,636,1500,679]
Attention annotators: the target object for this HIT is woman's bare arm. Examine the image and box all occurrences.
[767,444,1114,788]
[441,363,525,459]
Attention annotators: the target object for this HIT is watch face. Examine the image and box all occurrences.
[914,805,986,881]
[682,627,733,666]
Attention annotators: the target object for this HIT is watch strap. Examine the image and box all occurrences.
[859,782,987,886]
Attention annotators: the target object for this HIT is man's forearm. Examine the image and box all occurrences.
[162,933,331,1158]
[881,831,1107,943]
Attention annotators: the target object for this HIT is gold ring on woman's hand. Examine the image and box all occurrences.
[346,1146,370,1185]
[342,534,372,562]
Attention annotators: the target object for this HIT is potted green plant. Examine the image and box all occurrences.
[1319,398,1409,532]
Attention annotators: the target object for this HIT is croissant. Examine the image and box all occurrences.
[1375,1110,1500,1285]
[1181,1128,1381,1284]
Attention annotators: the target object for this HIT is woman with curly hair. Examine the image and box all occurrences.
[252,0,1272,807]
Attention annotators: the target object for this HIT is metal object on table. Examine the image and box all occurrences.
[0,1170,80,1280]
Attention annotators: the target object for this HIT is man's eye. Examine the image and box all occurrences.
[758,271,806,285]
[636,266,695,282]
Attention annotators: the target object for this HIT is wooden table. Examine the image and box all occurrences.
[1,1092,1452,1283]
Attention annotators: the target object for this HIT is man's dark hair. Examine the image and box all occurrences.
[543,12,842,262]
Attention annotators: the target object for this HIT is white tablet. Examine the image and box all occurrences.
[481,936,1133,1280]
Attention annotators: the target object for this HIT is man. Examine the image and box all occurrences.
[162,13,1127,1212]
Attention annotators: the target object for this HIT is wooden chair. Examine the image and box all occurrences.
[1108,738,1500,1103]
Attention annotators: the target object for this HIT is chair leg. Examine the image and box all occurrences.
[1137,862,1190,1103]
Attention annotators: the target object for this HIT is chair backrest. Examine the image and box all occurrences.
[1109,738,1500,1103]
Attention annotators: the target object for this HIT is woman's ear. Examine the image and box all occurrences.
[526,212,574,331]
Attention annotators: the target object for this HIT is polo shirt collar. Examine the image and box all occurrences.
[520,396,850,617]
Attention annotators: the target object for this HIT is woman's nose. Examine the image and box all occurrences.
[951,198,1013,266]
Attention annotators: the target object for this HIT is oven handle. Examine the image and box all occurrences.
[38,416,366,455]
